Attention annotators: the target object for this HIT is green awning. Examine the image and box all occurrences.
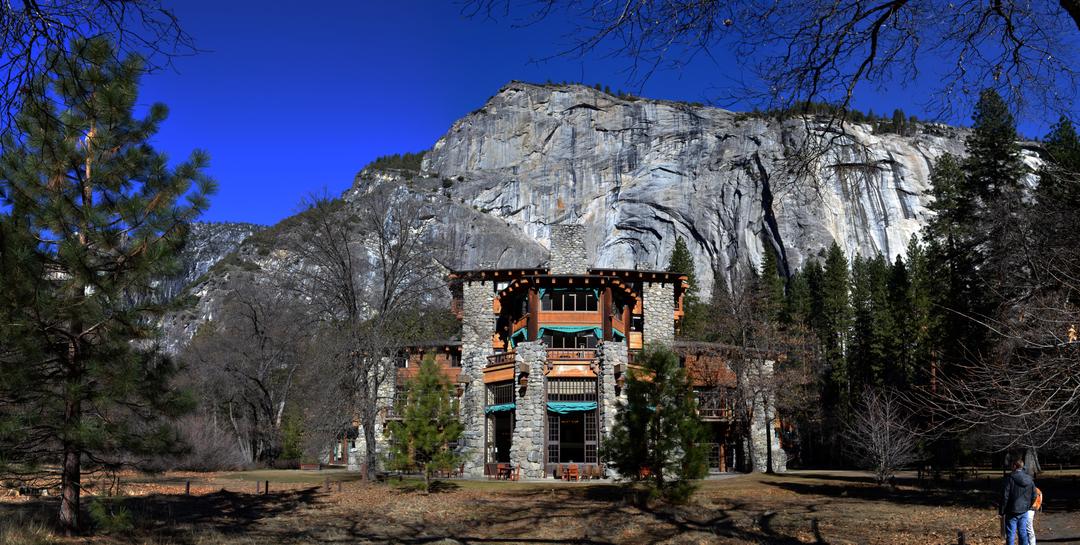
[547,401,597,414]
[485,403,516,414]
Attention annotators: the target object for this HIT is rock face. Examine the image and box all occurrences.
[423,81,969,297]
[159,222,263,301]
[159,81,983,353]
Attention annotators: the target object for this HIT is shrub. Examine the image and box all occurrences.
[88,499,134,535]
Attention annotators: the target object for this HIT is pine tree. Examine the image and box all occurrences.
[1037,116,1080,207]
[759,244,786,323]
[669,236,706,338]
[785,268,812,325]
[0,38,214,534]
[821,242,852,407]
[668,236,697,293]
[601,344,706,502]
[386,356,463,493]
[886,254,915,388]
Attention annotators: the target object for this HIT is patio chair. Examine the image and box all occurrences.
[556,464,564,480]
[568,463,579,481]
[511,464,521,481]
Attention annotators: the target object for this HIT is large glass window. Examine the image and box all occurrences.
[541,290,598,312]
[542,331,598,349]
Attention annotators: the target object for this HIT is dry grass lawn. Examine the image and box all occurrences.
[2,469,1079,544]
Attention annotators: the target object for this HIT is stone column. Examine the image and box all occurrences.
[642,282,675,346]
[509,341,548,479]
[548,224,588,275]
[459,280,495,477]
[596,341,626,441]
[743,358,787,473]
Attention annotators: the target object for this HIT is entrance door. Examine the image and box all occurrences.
[493,412,513,463]
[559,414,585,464]
[545,410,599,464]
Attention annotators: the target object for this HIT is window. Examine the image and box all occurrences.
[542,331,597,349]
[540,290,598,312]
[486,381,515,405]
[449,353,461,368]
[546,378,597,401]
[631,316,643,332]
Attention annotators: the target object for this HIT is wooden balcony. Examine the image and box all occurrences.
[487,352,516,367]
[546,348,598,362]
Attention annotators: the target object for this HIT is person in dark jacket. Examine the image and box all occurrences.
[1000,458,1036,545]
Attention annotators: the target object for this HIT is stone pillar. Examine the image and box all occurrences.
[509,341,547,479]
[459,280,495,477]
[642,282,675,346]
[596,341,626,442]
[548,224,588,275]
[743,358,787,473]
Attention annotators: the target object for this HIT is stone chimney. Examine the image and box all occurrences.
[548,224,588,275]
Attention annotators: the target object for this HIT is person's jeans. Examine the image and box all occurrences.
[1005,512,1031,545]
[1026,510,1036,545]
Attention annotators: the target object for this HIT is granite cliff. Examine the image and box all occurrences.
[161,81,992,350]
[420,81,974,296]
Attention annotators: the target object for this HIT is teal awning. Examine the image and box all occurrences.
[612,328,626,341]
[485,403,516,414]
[547,401,597,414]
[538,325,602,339]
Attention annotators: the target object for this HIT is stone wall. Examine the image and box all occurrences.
[459,280,496,477]
[548,224,588,275]
[642,282,675,346]
[742,358,787,473]
[509,341,548,478]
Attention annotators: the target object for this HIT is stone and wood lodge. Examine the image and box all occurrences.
[329,225,787,477]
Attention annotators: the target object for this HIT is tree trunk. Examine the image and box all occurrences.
[363,420,378,481]
[1024,447,1040,476]
[59,400,81,535]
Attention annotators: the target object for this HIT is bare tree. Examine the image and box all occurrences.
[697,272,819,471]
[284,184,444,479]
[0,1,195,134]
[845,387,922,484]
[467,0,1079,119]
[181,280,313,463]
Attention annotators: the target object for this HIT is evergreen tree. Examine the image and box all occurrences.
[0,38,214,534]
[820,242,852,407]
[886,254,916,388]
[785,268,812,326]
[386,356,463,493]
[602,344,706,502]
[760,244,786,323]
[1037,116,1080,207]
[667,236,697,293]
[669,236,706,338]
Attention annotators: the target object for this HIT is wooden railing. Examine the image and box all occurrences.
[487,352,516,367]
[547,348,598,361]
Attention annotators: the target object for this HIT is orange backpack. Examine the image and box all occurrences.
[1032,487,1043,511]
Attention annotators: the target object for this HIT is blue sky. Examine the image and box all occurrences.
[140,1,1059,225]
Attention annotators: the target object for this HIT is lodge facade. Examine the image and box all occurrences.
[332,225,787,478]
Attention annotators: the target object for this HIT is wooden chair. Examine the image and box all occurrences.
[511,464,521,481]
[568,463,579,481]
[556,464,564,480]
